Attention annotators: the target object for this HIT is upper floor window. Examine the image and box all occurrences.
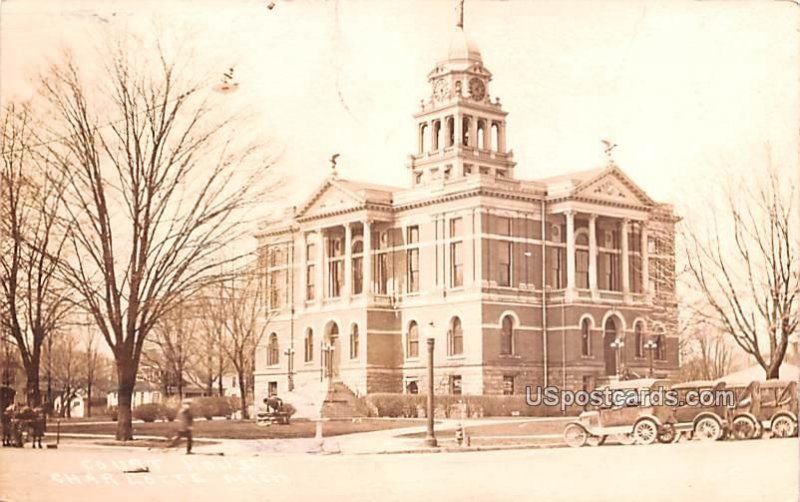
[448,316,464,356]
[551,247,566,289]
[267,333,279,366]
[407,226,419,293]
[500,315,515,355]
[306,242,317,301]
[450,218,463,288]
[581,318,592,356]
[327,236,344,298]
[497,241,512,287]
[352,239,363,295]
[407,321,419,359]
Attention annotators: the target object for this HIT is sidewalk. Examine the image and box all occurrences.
[52,417,570,456]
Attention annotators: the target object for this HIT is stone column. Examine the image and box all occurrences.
[621,219,630,302]
[318,230,326,302]
[565,210,576,299]
[473,209,483,288]
[588,214,598,299]
[363,220,372,298]
[300,231,308,305]
[344,223,352,299]
[444,116,452,148]
[641,222,649,297]
[498,122,506,153]
[469,115,477,149]
[454,113,463,146]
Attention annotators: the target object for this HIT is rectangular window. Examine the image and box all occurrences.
[450,241,463,288]
[450,218,463,288]
[576,249,589,289]
[268,381,277,396]
[551,248,566,288]
[306,265,315,300]
[352,257,363,295]
[449,375,462,395]
[407,226,419,293]
[327,238,344,298]
[376,253,388,294]
[497,241,511,287]
[496,216,511,236]
[502,376,515,396]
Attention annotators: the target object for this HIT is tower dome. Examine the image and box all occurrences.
[445,27,482,63]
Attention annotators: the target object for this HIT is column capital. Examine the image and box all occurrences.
[563,209,576,217]
[588,213,598,221]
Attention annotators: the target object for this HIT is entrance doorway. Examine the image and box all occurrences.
[604,317,619,376]
[324,322,341,380]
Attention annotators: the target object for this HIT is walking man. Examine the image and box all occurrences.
[169,400,194,454]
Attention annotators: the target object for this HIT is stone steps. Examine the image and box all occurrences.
[321,382,369,419]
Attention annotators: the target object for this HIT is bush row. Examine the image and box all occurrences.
[364,393,566,418]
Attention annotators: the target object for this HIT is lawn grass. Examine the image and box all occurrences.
[58,418,425,440]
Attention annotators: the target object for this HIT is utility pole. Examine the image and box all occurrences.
[424,331,437,447]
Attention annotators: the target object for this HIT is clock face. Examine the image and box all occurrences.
[468,78,486,101]
[433,79,450,101]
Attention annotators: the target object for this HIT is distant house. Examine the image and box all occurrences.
[106,381,162,409]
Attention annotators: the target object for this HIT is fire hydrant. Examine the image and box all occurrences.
[455,423,465,446]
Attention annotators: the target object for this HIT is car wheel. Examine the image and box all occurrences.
[563,424,588,448]
[633,419,658,445]
[586,435,606,447]
[657,424,678,444]
[770,416,797,438]
[694,417,722,441]
[730,415,758,440]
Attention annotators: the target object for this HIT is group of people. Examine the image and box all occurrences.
[2,404,46,448]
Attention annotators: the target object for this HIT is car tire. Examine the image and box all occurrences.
[633,418,658,445]
[770,416,797,439]
[730,415,758,440]
[657,424,678,444]
[563,424,588,448]
[694,417,723,441]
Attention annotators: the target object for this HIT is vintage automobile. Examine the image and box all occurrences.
[729,380,798,440]
[563,379,676,447]
[663,380,729,442]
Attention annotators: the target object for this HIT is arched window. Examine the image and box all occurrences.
[446,116,455,147]
[304,328,314,362]
[352,238,363,295]
[350,324,359,360]
[419,122,429,154]
[448,317,463,356]
[634,322,644,358]
[581,318,592,356]
[656,334,666,361]
[267,333,279,366]
[500,315,515,355]
[407,321,419,358]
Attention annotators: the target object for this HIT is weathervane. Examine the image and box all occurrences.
[601,139,618,166]
[455,0,465,29]
[330,153,340,177]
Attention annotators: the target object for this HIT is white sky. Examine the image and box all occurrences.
[2,0,797,218]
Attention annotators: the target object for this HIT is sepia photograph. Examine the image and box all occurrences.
[0,0,798,500]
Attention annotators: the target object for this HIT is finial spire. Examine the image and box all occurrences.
[455,0,465,29]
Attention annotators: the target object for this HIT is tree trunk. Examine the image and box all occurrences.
[238,372,248,420]
[116,365,136,440]
[24,365,41,407]
[767,361,781,380]
[87,383,92,418]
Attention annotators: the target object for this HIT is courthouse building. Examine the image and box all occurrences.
[253,17,680,399]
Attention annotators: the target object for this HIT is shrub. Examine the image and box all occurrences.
[160,403,178,422]
[133,403,161,423]
[365,394,565,418]
[191,397,233,420]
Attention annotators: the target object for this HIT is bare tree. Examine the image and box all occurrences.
[219,267,270,419]
[40,45,268,439]
[680,320,734,381]
[47,330,79,417]
[684,165,799,379]
[0,103,72,406]
[143,303,198,399]
[84,329,101,417]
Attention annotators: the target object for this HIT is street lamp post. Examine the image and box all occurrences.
[424,332,437,448]
[321,343,334,388]
[610,338,624,378]
[644,340,658,377]
[284,347,295,391]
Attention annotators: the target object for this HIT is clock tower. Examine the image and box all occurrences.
[409,3,515,187]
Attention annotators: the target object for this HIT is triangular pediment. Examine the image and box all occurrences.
[573,167,655,207]
[298,178,365,218]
